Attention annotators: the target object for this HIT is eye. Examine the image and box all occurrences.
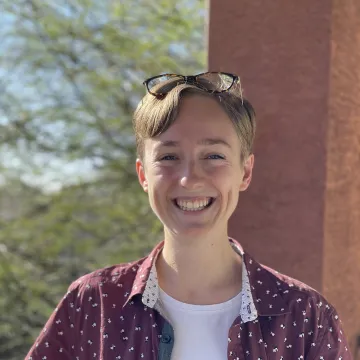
[207,154,225,160]
[160,154,177,161]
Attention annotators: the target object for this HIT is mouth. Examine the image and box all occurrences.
[173,197,215,212]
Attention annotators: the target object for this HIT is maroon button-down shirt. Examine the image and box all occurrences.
[26,239,352,360]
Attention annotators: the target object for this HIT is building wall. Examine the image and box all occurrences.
[208,0,360,353]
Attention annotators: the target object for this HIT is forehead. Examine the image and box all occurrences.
[157,95,237,142]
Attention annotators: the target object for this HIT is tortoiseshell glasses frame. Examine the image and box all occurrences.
[143,72,240,97]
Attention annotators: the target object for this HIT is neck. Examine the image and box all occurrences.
[156,229,243,305]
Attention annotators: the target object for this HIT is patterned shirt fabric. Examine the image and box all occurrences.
[26,239,353,360]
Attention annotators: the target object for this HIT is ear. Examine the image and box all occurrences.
[239,154,255,192]
[136,159,148,192]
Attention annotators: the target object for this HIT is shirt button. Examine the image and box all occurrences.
[161,334,172,343]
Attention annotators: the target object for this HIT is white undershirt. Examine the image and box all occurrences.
[158,288,242,360]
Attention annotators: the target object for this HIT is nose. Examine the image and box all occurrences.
[179,161,204,189]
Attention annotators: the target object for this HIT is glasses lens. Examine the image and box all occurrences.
[147,75,184,94]
[196,73,234,92]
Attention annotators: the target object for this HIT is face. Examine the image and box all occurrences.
[136,94,254,240]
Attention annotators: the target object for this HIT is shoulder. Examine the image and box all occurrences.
[261,264,339,323]
[264,264,329,302]
[67,256,147,302]
[249,263,351,358]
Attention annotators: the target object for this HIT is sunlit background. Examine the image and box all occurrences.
[0,1,206,358]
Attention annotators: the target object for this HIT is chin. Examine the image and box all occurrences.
[169,224,215,239]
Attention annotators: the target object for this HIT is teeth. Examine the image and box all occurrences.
[176,198,212,211]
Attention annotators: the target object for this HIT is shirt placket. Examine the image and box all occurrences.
[228,319,245,360]
[157,320,174,360]
[228,318,269,360]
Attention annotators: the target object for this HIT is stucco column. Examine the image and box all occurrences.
[208,0,360,353]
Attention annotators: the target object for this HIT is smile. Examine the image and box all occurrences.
[173,197,215,212]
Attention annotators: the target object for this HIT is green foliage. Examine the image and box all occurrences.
[0,0,205,358]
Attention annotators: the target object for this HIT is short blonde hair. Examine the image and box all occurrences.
[133,82,256,162]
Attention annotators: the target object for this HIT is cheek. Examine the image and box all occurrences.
[153,167,177,184]
[210,164,241,182]
[221,187,240,216]
[148,171,174,200]
[214,169,243,200]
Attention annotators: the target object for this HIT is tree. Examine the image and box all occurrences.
[0,0,206,357]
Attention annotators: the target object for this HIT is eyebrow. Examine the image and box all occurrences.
[156,138,232,149]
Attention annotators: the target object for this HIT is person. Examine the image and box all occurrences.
[25,72,352,360]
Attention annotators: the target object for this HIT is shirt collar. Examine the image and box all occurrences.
[124,239,290,322]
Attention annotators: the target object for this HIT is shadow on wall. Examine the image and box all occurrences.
[355,335,360,359]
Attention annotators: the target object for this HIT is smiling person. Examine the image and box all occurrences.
[26,73,352,360]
